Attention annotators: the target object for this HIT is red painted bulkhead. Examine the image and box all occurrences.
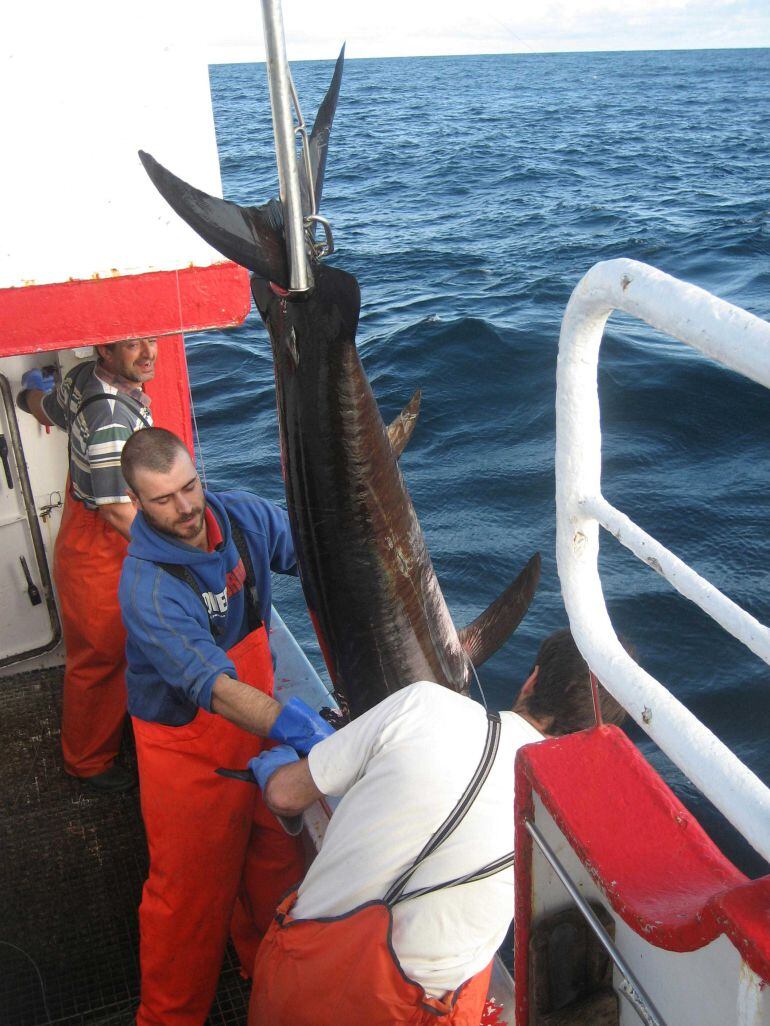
[0,262,251,448]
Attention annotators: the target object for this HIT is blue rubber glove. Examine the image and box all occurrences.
[247,745,303,836]
[248,744,299,792]
[268,697,334,755]
[21,368,55,393]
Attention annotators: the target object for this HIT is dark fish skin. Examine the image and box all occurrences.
[138,48,541,720]
[253,268,473,718]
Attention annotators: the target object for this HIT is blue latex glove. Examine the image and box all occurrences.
[248,744,299,792]
[21,368,55,393]
[247,745,303,836]
[269,697,334,755]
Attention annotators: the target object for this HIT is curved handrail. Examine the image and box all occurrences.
[555,258,770,863]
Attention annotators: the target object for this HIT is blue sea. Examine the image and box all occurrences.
[191,49,770,876]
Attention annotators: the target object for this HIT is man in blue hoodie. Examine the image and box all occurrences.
[118,427,331,1026]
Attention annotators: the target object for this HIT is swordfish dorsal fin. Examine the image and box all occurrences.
[458,552,541,668]
[139,150,290,286]
[387,389,421,459]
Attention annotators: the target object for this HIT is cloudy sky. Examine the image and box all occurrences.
[7,0,770,63]
[205,0,769,61]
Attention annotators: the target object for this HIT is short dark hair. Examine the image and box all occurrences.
[522,628,628,735]
[121,427,190,493]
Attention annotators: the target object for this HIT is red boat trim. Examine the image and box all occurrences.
[513,726,770,1025]
[0,262,250,355]
[144,334,195,453]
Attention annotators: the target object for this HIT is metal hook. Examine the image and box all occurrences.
[306,215,335,259]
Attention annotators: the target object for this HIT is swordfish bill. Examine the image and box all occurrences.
[138,49,540,718]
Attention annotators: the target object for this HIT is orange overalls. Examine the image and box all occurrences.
[56,373,151,779]
[249,712,508,1026]
[132,618,304,1026]
[56,490,129,777]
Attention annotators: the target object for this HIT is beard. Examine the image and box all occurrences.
[144,504,206,543]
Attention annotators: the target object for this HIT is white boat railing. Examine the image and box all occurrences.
[555,257,770,864]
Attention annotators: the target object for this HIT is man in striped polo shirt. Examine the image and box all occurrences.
[17,338,157,791]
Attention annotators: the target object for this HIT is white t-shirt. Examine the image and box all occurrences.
[297,681,543,997]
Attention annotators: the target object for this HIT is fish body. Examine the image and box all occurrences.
[139,50,540,719]
[252,267,471,716]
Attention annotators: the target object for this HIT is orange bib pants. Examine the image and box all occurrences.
[249,709,505,1026]
[132,625,304,1026]
[249,890,492,1026]
[55,490,129,777]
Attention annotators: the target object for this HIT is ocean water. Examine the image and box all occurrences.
[189,49,770,876]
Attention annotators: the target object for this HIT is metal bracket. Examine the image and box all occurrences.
[306,215,335,259]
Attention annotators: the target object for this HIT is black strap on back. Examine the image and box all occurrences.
[65,361,95,434]
[157,562,223,638]
[384,710,514,908]
[76,390,152,426]
[231,521,262,632]
[156,514,262,639]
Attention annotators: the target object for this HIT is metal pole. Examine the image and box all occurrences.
[260,0,311,293]
[526,820,668,1026]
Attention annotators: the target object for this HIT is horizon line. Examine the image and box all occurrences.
[208,43,770,65]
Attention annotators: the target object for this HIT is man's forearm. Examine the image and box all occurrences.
[17,389,54,427]
[97,501,136,541]
[264,760,323,817]
[211,674,283,736]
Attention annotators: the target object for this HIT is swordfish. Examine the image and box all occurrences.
[139,50,540,719]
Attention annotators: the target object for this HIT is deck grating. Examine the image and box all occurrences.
[0,667,249,1026]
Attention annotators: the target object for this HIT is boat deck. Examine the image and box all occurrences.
[1,667,250,1026]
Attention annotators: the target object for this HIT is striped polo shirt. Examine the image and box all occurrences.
[43,360,153,509]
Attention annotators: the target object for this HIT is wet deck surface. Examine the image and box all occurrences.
[1,667,249,1026]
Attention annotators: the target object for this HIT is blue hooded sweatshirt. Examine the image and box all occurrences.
[119,489,296,726]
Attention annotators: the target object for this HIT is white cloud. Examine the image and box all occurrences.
[5,0,769,63]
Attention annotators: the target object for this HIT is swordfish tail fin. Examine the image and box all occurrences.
[458,552,541,668]
[302,44,346,218]
[139,47,344,283]
[138,150,290,287]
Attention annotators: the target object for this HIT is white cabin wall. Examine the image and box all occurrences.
[2,19,228,289]
[0,351,96,675]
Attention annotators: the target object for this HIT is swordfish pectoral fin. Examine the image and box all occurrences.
[458,552,541,667]
[138,150,290,287]
[387,389,421,459]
